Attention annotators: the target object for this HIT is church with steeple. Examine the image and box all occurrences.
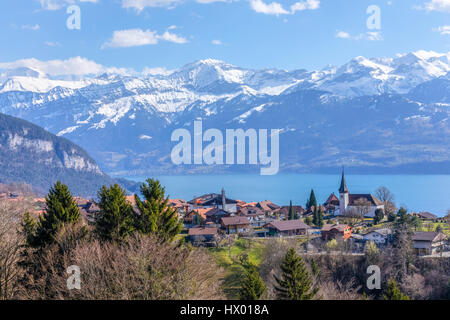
[325,170,384,218]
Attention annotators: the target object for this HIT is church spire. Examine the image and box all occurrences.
[339,169,348,194]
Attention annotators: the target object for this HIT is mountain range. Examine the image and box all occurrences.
[0,50,449,176]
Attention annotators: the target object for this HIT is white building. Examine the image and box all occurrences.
[334,170,384,218]
[363,228,392,245]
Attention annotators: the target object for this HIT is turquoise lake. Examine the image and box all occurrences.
[126,174,450,217]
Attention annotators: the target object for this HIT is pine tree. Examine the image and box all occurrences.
[134,178,182,242]
[33,181,80,247]
[96,184,135,243]
[239,264,267,300]
[288,200,295,220]
[274,248,318,300]
[306,189,317,209]
[383,278,410,300]
[317,207,324,228]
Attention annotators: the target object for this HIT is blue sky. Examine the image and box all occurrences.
[1,0,450,74]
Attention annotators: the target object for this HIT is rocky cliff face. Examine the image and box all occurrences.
[0,112,117,196]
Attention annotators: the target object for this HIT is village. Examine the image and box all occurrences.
[3,171,448,258]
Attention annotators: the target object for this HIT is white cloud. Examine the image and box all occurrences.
[159,31,188,43]
[433,25,450,34]
[250,0,319,16]
[102,28,188,48]
[22,24,40,31]
[0,57,116,76]
[45,41,61,46]
[290,0,319,13]
[335,31,351,39]
[121,0,182,12]
[38,0,99,10]
[211,39,223,45]
[422,0,450,12]
[335,30,383,41]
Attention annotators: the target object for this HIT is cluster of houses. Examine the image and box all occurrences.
[176,172,449,256]
[1,171,448,256]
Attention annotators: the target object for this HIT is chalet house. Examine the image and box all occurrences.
[323,193,340,214]
[188,188,238,213]
[278,205,306,219]
[188,227,218,246]
[239,206,265,217]
[256,200,280,215]
[410,212,438,221]
[333,171,384,217]
[183,208,211,226]
[321,223,352,241]
[413,231,447,255]
[220,216,251,234]
[363,228,392,245]
[265,220,311,237]
[205,207,231,224]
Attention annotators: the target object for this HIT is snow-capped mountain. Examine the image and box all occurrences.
[0,50,449,176]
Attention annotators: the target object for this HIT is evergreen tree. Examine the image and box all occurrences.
[239,264,267,300]
[134,178,182,242]
[373,208,384,225]
[21,212,37,247]
[96,184,135,243]
[288,201,295,220]
[313,206,324,227]
[32,181,80,247]
[274,248,318,300]
[317,207,324,228]
[383,278,410,300]
[306,189,317,209]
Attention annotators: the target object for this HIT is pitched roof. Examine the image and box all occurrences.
[413,212,438,220]
[188,193,238,206]
[324,193,339,205]
[278,205,306,216]
[188,227,218,236]
[348,194,383,206]
[220,216,250,226]
[322,223,349,232]
[239,206,265,216]
[413,231,447,242]
[193,208,214,219]
[266,220,311,232]
[364,228,392,237]
[257,200,280,211]
[339,170,348,193]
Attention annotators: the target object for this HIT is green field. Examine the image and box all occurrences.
[208,238,264,299]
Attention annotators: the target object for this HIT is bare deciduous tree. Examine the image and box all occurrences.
[0,199,33,299]
[375,186,395,215]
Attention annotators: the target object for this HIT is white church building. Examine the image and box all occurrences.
[333,171,384,218]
